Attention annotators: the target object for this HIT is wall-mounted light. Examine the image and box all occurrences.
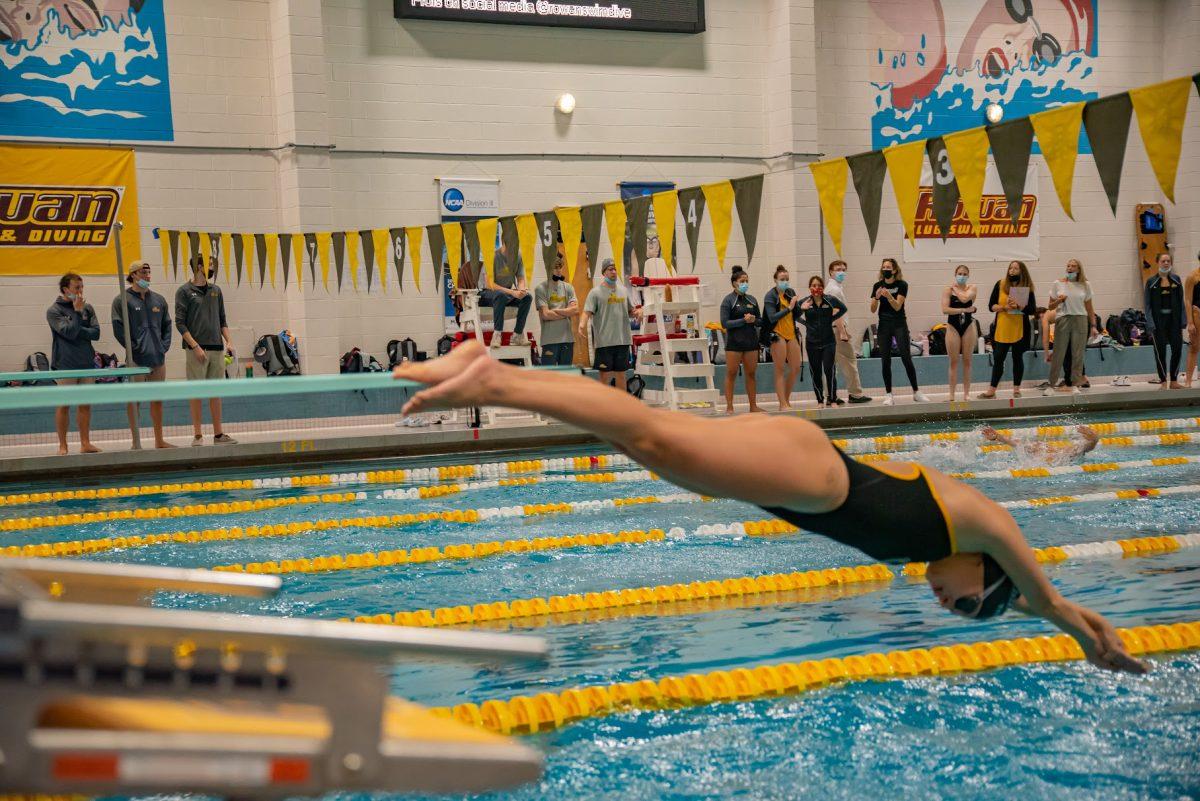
[556,93,576,115]
[985,102,1004,124]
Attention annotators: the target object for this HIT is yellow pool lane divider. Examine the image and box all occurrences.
[343,532,1200,629]
[0,488,708,536]
[213,529,668,575]
[950,454,1200,479]
[5,416,1198,510]
[832,416,1200,455]
[999,483,1200,510]
[431,620,1200,736]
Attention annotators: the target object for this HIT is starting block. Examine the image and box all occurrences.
[0,558,546,797]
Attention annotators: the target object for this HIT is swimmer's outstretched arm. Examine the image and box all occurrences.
[395,341,847,511]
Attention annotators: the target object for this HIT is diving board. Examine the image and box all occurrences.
[0,367,150,383]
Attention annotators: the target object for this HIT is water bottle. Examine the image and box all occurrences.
[861,340,870,358]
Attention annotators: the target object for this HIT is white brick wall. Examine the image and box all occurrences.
[2,0,1195,378]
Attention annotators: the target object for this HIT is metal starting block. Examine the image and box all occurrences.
[0,559,547,798]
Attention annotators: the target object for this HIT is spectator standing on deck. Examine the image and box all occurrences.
[46,272,101,455]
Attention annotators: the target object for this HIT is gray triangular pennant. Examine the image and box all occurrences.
[303,233,318,288]
[533,211,559,279]
[624,195,651,275]
[986,117,1034,227]
[731,174,764,265]
[848,151,887,252]
[461,219,481,269]
[186,231,200,270]
[358,230,375,291]
[579,204,605,278]
[167,230,180,277]
[925,138,961,241]
[499,216,520,278]
[1082,93,1133,216]
[279,233,292,289]
[426,224,446,286]
[389,228,405,292]
[254,234,267,288]
[677,186,706,270]
[232,234,244,285]
[331,231,345,291]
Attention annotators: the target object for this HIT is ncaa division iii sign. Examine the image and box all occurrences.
[395,0,705,34]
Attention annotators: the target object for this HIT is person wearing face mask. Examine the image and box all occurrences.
[762,265,804,410]
[719,268,762,414]
[176,254,236,446]
[1186,252,1200,388]
[112,261,174,449]
[46,272,102,455]
[979,261,1037,399]
[1144,252,1185,389]
[941,265,978,402]
[822,261,870,403]
[580,258,641,392]
[797,275,847,407]
[534,255,579,366]
[870,258,929,406]
[1044,259,1097,395]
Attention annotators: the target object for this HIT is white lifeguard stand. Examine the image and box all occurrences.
[631,276,719,410]
[457,289,540,426]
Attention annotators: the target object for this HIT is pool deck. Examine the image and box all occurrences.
[2,372,1197,484]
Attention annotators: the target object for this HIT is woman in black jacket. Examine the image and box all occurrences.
[719,267,762,414]
[797,275,847,406]
[1145,252,1185,388]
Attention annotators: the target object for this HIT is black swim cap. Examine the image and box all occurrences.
[974,554,1017,619]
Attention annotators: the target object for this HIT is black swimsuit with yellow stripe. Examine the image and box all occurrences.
[762,447,955,563]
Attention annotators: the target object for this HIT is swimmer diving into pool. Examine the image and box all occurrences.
[394,341,1148,675]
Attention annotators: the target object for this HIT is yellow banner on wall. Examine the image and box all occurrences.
[0,143,141,276]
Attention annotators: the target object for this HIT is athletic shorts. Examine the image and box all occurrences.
[132,364,167,383]
[186,348,226,380]
[594,345,631,373]
[541,342,575,366]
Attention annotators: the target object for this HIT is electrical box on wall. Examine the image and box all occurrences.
[1136,203,1167,284]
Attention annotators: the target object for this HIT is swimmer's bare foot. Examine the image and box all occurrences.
[57,445,68,456]
[1169,381,1184,389]
[977,389,996,399]
[396,340,500,415]
[80,443,101,454]
[1012,388,1022,398]
[155,440,177,449]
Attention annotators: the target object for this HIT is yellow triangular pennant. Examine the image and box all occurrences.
[603,200,627,275]
[808,158,849,256]
[701,181,734,269]
[1030,102,1084,219]
[1130,77,1193,203]
[220,233,232,283]
[555,206,583,282]
[515,213,538,287]
[347,230,361,291]
[477,218,498,286]
[442,222,463,287]
[158,233,171,279]
[315,232,332,289]
[264,233,279,288]
[650,190,678,273]
[372,228,389,293]
[943,126,990,235]
[405,227,423,291]
[291,235,304,293]
[882,140,927,244]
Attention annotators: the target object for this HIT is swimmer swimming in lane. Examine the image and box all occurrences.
[980,424,1100,464]
[394,341,1147,674]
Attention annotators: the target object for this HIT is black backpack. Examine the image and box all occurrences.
[93,353,124,383]
[387,338,419,369]
[339,348,365,373]
[927,325,947,356]
[254,334,301,376]
[436,335,455,356]
[21,352,55,386]
[626,373,646,399]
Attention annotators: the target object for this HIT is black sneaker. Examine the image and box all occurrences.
[848,395,872,404]
[213,433,238,445]
[833,397,846,406]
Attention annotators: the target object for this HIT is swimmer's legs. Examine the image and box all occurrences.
[396,340,847,511]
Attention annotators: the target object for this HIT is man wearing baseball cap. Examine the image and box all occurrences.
[112,260,174,449]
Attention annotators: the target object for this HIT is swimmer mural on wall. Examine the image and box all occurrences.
[870,0,1098,151]
[0,0,173,140]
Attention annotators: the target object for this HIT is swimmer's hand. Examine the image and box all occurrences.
[1076,603,1150,674]
[393,340,497,416]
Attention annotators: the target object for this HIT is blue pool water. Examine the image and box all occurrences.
[6,410,1200,800]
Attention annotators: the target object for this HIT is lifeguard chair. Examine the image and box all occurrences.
[457,288,540,426]
[631,276,719,410]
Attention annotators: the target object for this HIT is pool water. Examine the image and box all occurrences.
[6,410,1200,800]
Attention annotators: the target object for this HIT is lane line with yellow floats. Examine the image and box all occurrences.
[3,417,1197,510]
[340,531,1200,629]
[0,487,707,535]
[949,454,1200,480]
[431,621,1200,736]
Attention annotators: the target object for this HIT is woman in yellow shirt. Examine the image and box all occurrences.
[979,261,1037,399]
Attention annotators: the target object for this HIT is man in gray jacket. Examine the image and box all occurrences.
[113,260,174,449]
[46,272,101,455]
[176,254,236,445]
